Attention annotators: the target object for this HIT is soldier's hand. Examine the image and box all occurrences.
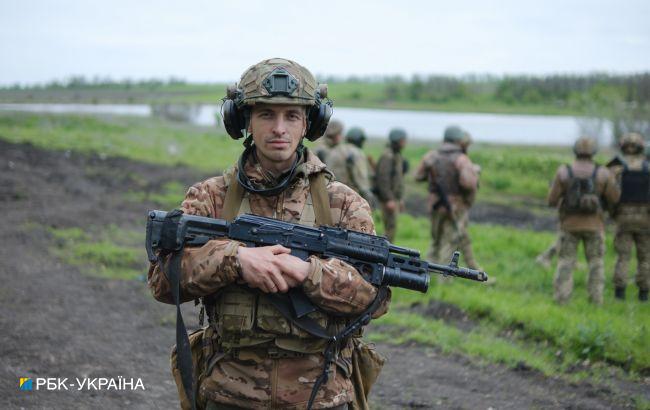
[385,200,397,212]
[237,245,291,293]
[274,253,310,287]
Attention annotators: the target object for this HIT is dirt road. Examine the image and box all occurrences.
[0,140,644,409]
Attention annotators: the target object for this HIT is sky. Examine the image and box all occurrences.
[1,0,649,85]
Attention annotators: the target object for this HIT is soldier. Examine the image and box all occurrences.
[312,119,342,163]
[547,136,619,305]
[415,125,480,268]
[607,132,650,302]
[347,127,378,186]
[375,128,407,242]
[148,58,390,410]
[324,123,376,205]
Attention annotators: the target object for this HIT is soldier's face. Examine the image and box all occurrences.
[249,104,307,166]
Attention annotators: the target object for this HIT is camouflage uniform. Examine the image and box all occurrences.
[326,142,375,205]
[607,133,650,301]
[414,127,480,268]
[547,137,620,304]
[148,59,390,409]
[374,129,406,242]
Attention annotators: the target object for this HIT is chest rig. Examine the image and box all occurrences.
[202,169,350,354]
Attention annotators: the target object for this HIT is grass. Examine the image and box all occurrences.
[3,112,648,383]
[371,213,650,377]
[48,225,146,280]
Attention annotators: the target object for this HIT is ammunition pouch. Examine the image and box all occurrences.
[350,338,386,410]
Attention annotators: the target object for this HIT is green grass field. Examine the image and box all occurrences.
[2,111,648,382]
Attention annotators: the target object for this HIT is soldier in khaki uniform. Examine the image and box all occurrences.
[607,132,650,302]
[375,128,407,242]
[547,137,620,305]
[414,126,480,268]
[322,121,376,206]
[312,119,341,163]
[148,58,390,410]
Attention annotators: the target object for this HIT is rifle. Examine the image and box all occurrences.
[147,210,487,315]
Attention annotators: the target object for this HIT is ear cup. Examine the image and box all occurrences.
[304,102,333,142]
[222,99,246,140]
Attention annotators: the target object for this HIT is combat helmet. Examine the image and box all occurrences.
[346,127,367,148]
[573,136,598,157]
[389,128,407,143]
[222,58,332,141]
[443,125,465,144]
[619,132,646,154]
[325,119,344,139]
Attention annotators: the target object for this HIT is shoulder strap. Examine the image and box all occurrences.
[309,173,333,226]
[591,164,600,180]
[565,164,573,178]
[222,170,245,222]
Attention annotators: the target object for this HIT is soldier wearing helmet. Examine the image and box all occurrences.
[607,132,650,302]
[414,125,481,269]
[318,121,376,205]
[148,58,390,410]
[547,136,619,304]
[374,128,408,241]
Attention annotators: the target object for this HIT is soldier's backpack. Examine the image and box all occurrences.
[620,160,650,204]
[562,164,601,214]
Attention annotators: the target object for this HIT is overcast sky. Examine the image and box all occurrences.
[1,0,649,85]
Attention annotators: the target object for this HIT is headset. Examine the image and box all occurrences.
[222,68,332,142]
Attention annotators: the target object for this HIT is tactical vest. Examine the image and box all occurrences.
[620,160,650,204]
[562,164,601,215]
[205,169,348,354]
[431,149,462,196]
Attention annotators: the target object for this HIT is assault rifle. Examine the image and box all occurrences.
[146,210,487,316]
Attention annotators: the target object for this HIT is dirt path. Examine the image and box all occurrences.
[0,140,643,409]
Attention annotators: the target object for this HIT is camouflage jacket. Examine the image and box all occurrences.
[608,153,650,231]
[148,147,390,409]
[326,142,374,203]
[414,142,479,215]
[548,159,620,232]
[374,148,404,202]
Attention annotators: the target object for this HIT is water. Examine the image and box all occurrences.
[0,103,612,146]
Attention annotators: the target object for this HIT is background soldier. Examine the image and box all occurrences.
[148,58,389,410]
[547,136,619,305]
[607,132,650,302]
[346,126,377,171]
[312,119,342,163]
[324,122,376,205]
[415,125,480,268]
[375,128,407,242]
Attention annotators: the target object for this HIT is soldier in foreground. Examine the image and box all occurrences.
[375,128,407,242]
[415,126,480,268]
[322,121,376,205]
[148,58,390,410]
[607,132,650,302]
[547,137,619,305]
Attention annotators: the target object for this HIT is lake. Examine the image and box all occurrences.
[0,103,613,146]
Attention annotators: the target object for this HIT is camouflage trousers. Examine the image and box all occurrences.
[613,229,650,291]
[428,209,479,269]
[554,230,605,305]
[380,202,398,243]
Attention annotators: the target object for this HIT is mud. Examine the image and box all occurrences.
[1,140,645,409]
